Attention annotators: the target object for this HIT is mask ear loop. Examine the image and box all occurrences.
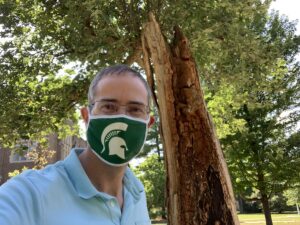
[87,104,94,129]
[86,104,95,152]
[145,114,151,124]
[88,103,94,114]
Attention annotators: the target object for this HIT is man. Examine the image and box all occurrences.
[0,64,155,225]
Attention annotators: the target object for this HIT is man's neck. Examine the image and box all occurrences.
[78,148,127,207]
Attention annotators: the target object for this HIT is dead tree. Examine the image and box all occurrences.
[141,13,239,225]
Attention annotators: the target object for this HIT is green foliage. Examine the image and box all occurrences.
[206,83,247,138]
[8,166,28,178]
[27,147,56,170]
[0,0,278,148]
[139,107,163,158]
[215,8,300,224]
[0,70,85,147]
[270,193,291,213]
[0,0,277,147]
[222,13,300,214]
[284,186,300,206]
[133,154,166,218]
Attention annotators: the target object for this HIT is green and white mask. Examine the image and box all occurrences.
[87,114,149,166]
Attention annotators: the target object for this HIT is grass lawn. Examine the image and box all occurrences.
[152,213,300,225]
[239,213,300,225]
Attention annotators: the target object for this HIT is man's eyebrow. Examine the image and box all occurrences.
[127,101,146,106]
[95,99,146,105]
[95,98,118,103]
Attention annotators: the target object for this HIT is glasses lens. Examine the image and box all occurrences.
[126,103,148,118]
[92,101,149,119]
[97,101,118,114]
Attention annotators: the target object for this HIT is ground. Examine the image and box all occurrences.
[239,213,300,225]
[152,213,300,225]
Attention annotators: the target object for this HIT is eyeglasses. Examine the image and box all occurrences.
[89,100,150,119]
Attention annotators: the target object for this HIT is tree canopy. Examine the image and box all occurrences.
[0,0,281,144]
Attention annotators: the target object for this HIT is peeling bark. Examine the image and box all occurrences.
[141,13,239,225]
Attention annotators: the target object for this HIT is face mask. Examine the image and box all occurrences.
[87,114,149,166]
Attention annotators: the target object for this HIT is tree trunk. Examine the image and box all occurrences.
[261,194,273,225]
[296,203,300,215]
[141,13,239,225]
[237,196,244,214]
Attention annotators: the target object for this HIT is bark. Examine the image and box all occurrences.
[141,13,239,225]
[257,171,273,225]
[261,194,273,225]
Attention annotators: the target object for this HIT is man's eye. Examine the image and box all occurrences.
[128,106,144,114]
[100,103,116,111]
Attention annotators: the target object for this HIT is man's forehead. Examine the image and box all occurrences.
[94,74,148,102]
[96,73,147,90]
[97,72,140,83]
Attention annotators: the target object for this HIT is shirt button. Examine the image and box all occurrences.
[109,200,115,207]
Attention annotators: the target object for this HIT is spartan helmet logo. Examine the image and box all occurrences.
[100,122,128,159]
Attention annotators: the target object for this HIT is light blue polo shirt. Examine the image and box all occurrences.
[0,149,151,225]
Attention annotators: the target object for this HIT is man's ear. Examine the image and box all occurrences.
[148,115,155,128]
[80,107,89,125]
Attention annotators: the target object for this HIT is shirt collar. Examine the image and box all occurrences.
[123,167,144,203]
[64,149,99,199]
[64,148,144,202]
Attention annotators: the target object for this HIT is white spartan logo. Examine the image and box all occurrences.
[100,122,128,159]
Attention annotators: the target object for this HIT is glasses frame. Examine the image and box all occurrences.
[89,100,151,119]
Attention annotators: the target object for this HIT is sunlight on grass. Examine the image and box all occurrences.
[152,213,300,225]
[239,213,300,225]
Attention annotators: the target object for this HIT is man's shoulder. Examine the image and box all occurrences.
[0,158,73,222]
[16,148,85,189]
[26,160,67,185]
[1,160,66,193]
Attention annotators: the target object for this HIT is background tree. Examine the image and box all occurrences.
[282,132,300,214]
[134,154,166,219]
[221,13,300,224]
[284,185,300,214]
[270,193,291,214]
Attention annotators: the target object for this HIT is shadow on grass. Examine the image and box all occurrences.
[151,219,167,224]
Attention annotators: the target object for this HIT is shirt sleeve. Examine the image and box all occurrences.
[0,173,42,225]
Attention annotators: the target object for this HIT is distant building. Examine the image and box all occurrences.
[0,134,86,185]
[0,144,35,185]
[58,134,87,160]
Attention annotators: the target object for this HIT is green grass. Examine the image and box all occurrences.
[152,213,300,225]
[239,213,300,225]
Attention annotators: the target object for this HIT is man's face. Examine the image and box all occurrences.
[82,72,154,165]
[91,73,149,119]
